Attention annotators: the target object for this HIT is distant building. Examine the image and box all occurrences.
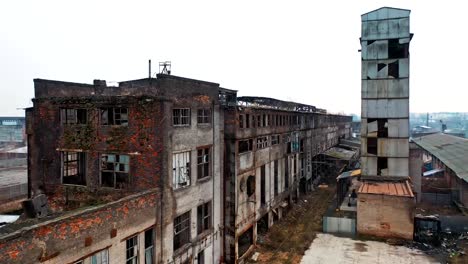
[410,133,468,208]
[358,7,415,240]
[0,117,25,146]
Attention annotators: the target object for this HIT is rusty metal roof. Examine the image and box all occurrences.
[358,181,414,197]
[323,147,357,161]
[412,133,468,182]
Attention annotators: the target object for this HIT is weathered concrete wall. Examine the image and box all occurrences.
[409,143,423,201]
[0,190,158,264]
[357,193,414,240]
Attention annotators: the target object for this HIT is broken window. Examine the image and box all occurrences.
[197,201,212,234]
[173,108,190,126]
[91,248,109,264]
[197,147,210,179]
[174,211,191,250]
[61,108,87,125]
[101,108,128,126]
[262,114,267,127]
[274,160,278,196]
[388,39,409,59]
[239,114,244,129]
[144,228,155,264]
[101,154,129,188]
[367,118,388,138]
[367,138,377,155]
[377,63,386,72]
[245,114,250,128]
[261,165,266,206]
[197,250,205,264]
[377,157,388,176]
[256,136,268,149]
[247,176,255,197]
[238,139,253,153]
[62,152,86,185]
[388,61,399,78]
[271,135,280,145]
[197,109,211,124]
[126,235,139,264]
[257,115,261,127]
[173,151,191,189]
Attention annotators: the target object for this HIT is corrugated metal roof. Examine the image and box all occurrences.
[358,181,414,197]
[412,133,468,182]
[323,147,356,161]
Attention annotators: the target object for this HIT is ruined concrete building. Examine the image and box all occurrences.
[0,73,352,264]
[357,7,415,240]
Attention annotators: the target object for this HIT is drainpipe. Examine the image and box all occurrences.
[211,99,216,263]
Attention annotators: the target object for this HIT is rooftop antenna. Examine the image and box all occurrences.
[159,61,171,75]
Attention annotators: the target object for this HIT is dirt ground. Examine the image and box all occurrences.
[249,183,336,264]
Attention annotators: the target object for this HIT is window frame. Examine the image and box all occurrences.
[62,151,86,186]
[174,211,191,250]
[144,228,155,264]
[60,108,88,125]
[256,136,268,150]
[126,235,139,264]
[173,108,191,126]
[100,154,130,189]
[197,147,211,180]
[197,108,211,125]
[100,107,128,126]
[197,201,212,234]
[173,151,191,189]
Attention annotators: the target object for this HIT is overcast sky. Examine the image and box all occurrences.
[1,0,467,117]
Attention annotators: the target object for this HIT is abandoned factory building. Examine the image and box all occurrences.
[0,73,352,264]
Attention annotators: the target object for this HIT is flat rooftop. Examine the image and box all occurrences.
[358,181,414,197]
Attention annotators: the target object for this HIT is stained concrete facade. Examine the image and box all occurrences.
[360,7,412,180]
[222,96,352,263]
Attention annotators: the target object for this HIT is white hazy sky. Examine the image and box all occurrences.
[1,1,467,117]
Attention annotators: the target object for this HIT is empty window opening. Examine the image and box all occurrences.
[144,228,155,264]
[197,201,212,234]
[257,115,261,127]
[367,40,376,45]
[368,118,388,138]
[256,136,268,149]
[377,157,388,176]
[274,160,278,196]
[388,61,399,78]
[262,114,267,127]
[126,236,139,264]
[101,108,128,126]
[388,39,409,59]
[239,139,253,153]
[271,135,280,145]
[239,114,244,129]
[257,214,269,235]
[197,109,211,124]
[197,147,210,179]
[261,165,266,206]
[247,176,255,197]
[173,108,190,126]
[377,63,386,72]
[238,227,253,258]
[367,138,377,155]
[61,108,87,125]
[245,114,250,128]
[197,250,205,264]
[101,154,129,188]
[174,211,191,250]
[173,151,191,189]
[62,152,86,185]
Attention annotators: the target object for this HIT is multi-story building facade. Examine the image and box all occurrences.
[221,95,352,262]
[0,73,352,264]
[358,7,415,240]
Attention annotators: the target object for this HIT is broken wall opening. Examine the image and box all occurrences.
[238,226,254,258]
[257,214,269,235]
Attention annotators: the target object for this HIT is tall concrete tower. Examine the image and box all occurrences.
[357,7,415,240]
[360,7,412,181]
